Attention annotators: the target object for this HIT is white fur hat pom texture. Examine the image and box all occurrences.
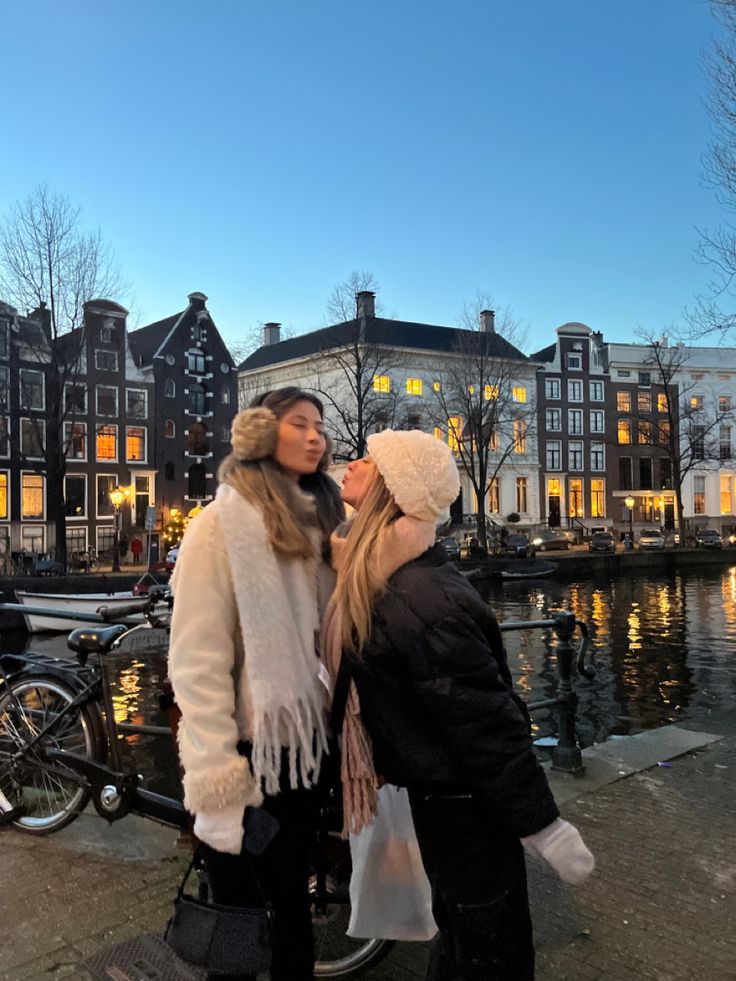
[366,429,460,522]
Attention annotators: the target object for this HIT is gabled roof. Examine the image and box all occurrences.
[128,313,183,364]
[529,342,556,363]
[239,316,529,371]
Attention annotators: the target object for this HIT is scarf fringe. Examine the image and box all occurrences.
[250,695,328,796]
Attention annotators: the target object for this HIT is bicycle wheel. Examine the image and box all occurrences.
[0,675,103,834]
[311,830,394,978]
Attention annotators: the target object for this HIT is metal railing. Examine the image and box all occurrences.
[500,611,594,774]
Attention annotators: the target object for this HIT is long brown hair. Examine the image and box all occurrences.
[332,465,402,651]
[217,387,338,560]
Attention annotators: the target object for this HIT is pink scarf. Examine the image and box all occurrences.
[323,516,437,836]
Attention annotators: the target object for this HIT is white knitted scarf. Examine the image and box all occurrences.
[217,483,329,796]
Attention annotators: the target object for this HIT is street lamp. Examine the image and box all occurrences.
[110,486,125,573]
[624,494,635,543]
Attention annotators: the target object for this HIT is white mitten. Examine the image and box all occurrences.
[194,800,245,855]
[521,818,595,884]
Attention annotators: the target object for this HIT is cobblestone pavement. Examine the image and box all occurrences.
[1,726,735,981]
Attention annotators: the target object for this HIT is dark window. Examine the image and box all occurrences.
[0,366,9,411]
[659,458,672,489]
[619,457,632,491]
[187,422,208,455]
[65,384,86,413]
[165,462,175,481]
[64,475,86,517]
[186,350,206,374]
[639,457,652,490]
[0,319,9,358]
[95,350,118,371]
[188,384,206,415]
[97,475,116,516]
[20,370,44,410]
[188,463,206,498]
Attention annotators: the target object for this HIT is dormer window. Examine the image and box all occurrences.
[566,353,582,370]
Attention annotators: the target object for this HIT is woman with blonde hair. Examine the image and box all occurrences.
[327,429,594,981]
[168,387,343,981]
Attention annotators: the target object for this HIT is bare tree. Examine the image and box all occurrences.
[693,1,736,337]
[428,298,533,552]
[226,323,295,369]
[0,185,128,565]
[323,270,384,325]
[636,330,732,537]
[309,273,407,460]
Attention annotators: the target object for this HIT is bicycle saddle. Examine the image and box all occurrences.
[67,624,129,659]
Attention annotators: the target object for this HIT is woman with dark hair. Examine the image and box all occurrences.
[326,429,594,981]
[168,387,344,981]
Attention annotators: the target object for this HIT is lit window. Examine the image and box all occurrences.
[591,479,605,518]
[126,427,146,462]
[657,393,669,413]
[21,473,44,519]
[617,391,631,412]
[0,471,7,519]
[639,420,651,444]
[568,478,583,518]
[448,417,462,453]
[618,419,632,444]
[467,385,475,395]
[516,477,528,513]
[693,475,706,515]
[513,420,527,454]
[484,384,498,400]
[659,420,671,446]
[488,478,500,514]
[373,375,391,393]
[512,386,527,403]
[691,395,704,411]
[721,475,732,515]
[638,392,651,412]
[406,378,423,396]
[433,427,442,441]
[96,425,117,461]
[433,381,441,392]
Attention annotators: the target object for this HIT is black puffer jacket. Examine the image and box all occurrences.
[349,544,559,838]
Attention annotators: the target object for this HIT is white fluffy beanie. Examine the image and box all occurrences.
[366,429,460,522]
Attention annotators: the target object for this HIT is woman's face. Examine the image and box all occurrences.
[340,457,376,509]
[274,400,327,477]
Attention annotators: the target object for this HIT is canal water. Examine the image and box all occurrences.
[2,565,735,794]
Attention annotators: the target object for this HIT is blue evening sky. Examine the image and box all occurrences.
[0,0,724,352]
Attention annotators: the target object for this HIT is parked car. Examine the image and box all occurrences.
[589,532,616,553]
[437,536,461,560]
[532,529,575,551]
[695,529,723,549]
[503,534,536,558]
[638,529,665,551]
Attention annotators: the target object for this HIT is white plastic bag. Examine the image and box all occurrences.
[347,785,438,941]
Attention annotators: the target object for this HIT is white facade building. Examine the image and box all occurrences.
[238,295,541,529]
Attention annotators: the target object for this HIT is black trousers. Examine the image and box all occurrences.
[200,785,321,981]
[408,791,535,981]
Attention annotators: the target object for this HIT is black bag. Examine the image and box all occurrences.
[165,850,274,976]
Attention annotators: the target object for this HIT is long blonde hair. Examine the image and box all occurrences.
[332,465,402,651]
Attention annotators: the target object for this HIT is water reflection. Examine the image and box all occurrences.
[2,567,735,782]
[478,566,735,748]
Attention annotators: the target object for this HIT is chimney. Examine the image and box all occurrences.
[479,309,496,333]
[187,292,208,311]
[356,291,376,319]
[30,301,52,334]
[263,322,281,346]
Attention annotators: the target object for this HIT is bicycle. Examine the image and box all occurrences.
[0,590,392,979]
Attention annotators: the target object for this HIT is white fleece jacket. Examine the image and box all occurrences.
[168,487,326,840]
